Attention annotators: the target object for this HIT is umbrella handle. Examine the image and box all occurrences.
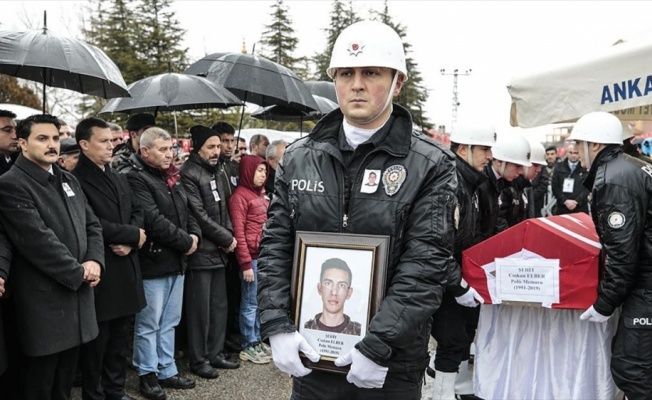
[235,91,249,150]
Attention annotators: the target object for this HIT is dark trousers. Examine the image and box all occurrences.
[430,292,480,372]
[185,268,227,369]
[291,369,424,400]
[225,255,241,339]
[79,315,132,400]
[611,289,652,400]
[21,345,79,400]
[0,298,21,399]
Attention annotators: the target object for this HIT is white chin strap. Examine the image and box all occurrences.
[583,141,592,170]
[499,160,506,177]
[466,145,474,165]
[335,71,399,127]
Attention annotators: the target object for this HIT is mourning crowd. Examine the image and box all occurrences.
[0,110,286,400]
[0,19,651,400]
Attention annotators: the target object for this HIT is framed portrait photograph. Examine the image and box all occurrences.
[291,231,389,373]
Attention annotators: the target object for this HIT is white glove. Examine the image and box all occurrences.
[579,306,611,323]
[334,348,388,389]
[455,287,485,308]
[268,331,320,377]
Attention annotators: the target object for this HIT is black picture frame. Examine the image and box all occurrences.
[291,231,389,373]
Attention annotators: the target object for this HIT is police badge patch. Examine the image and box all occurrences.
[382,165,407,196]
[607,212,626,229]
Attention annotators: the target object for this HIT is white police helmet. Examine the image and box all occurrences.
[327,20,408,82]
[567,111,623,145]
[450,124,497,147]
[492,133,532,167]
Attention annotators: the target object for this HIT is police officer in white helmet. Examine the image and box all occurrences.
[257,20,458,399]
[429,124,494,400]
[476,133,532,239]
[569,111,652,400]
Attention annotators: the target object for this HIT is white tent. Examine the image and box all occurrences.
[508,39,652,128]
[0,103,42,120]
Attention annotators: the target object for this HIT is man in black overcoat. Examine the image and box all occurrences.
[0,114,104,400]
[72,117,147,400]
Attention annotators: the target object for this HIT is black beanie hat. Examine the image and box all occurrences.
[125,113,156,131]
[190,125,219,152]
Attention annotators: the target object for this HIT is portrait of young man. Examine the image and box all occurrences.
[303,258,361,336]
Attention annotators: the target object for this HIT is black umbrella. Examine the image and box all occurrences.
[251,95,338,136]
[185,52,318,111]
[251,95,338,122]
[185,52,318,139]
[0,12,130,113]
[305,81,337,103]
[99,72,242,114]
[99,72,242,137]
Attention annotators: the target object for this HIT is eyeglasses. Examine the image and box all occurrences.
[0,126,16,134]
[568,151,579,154]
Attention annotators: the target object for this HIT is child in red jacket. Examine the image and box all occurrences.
[228,154,271,364]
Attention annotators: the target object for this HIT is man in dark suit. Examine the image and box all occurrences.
[0,110,19,397]
[551,143,590,215]
[72,117,147,400]
[0,113,104,400]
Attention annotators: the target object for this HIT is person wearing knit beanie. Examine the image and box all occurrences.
[190,125,219,153]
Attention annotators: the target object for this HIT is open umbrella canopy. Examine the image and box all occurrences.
[251,94,338,122]
[0,26,130,103]
[185,52,318,112]
[305,81,337,103]
[99,72,242,115]
[508,38,652,128]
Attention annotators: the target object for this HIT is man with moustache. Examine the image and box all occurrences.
[0,114,104,400]
[180,125,240,380]
[123,127,200,400]
[72,117,147,400]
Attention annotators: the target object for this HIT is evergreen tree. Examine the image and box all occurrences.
[134,0,188,78]
[259,0,306,78]
[80,0,141,120]
[372,1,431,130]
[312,0,360,81]
[81,0,191,133]
[0,76,42,110]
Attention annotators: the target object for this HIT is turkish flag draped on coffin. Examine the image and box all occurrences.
[462,212,601,310]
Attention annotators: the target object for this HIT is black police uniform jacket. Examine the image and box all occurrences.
[446,155,488,297]
[71,152,146,322]
[475,163,506,243]
[123,153,202,279]
[0,155,104,357]
[257,105,458,373]
[584,146,652,316]
[180,151,234,269]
